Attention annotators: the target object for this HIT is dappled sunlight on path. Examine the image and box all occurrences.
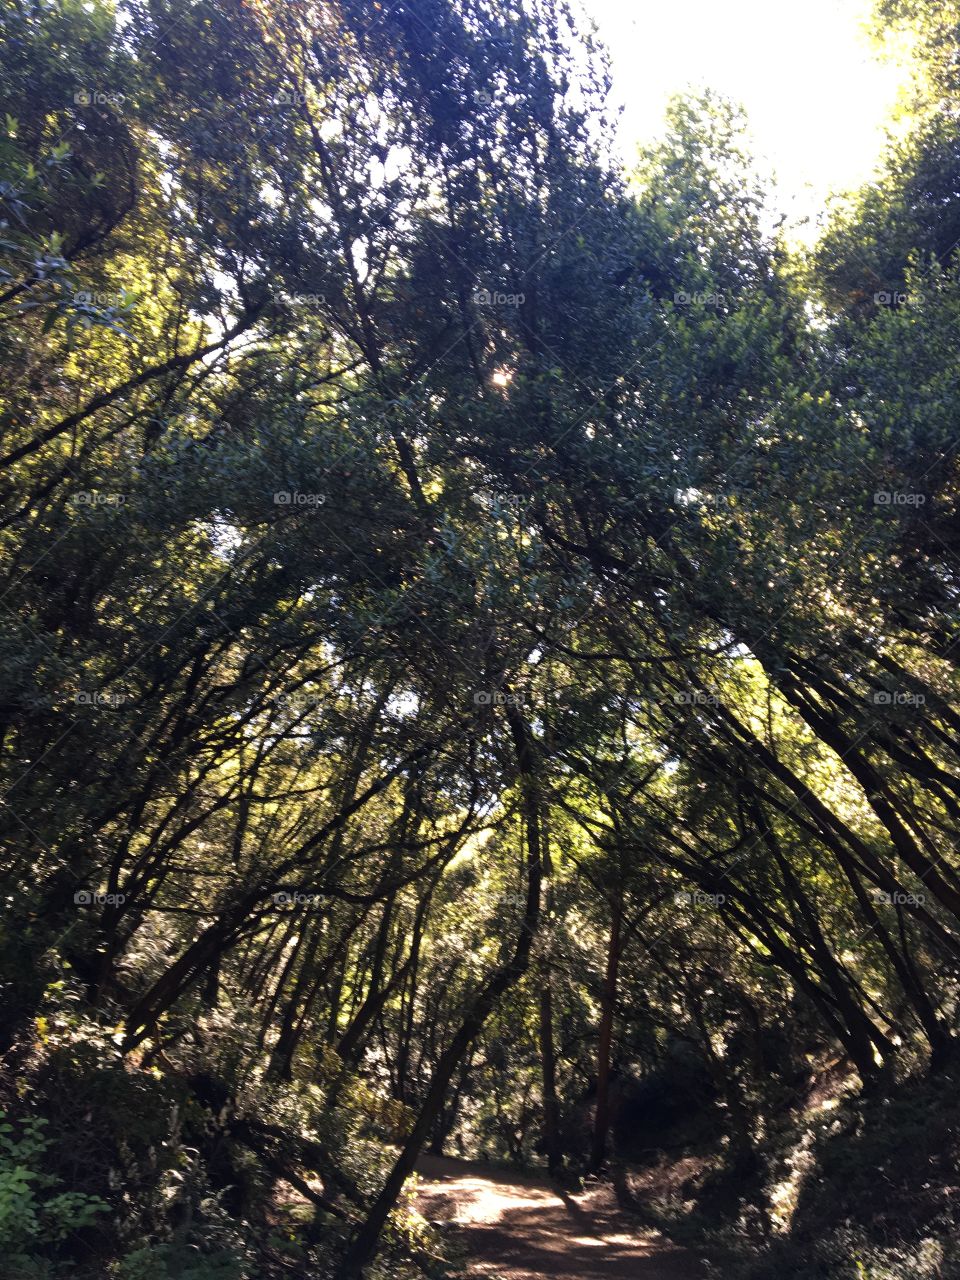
[413,1156,707,1280]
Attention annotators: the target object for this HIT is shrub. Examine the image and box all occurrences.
[0,1112,107,1277]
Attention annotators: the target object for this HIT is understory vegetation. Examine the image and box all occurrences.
[3,0,960,1276]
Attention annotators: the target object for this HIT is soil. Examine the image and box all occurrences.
[412,1154,709,1280]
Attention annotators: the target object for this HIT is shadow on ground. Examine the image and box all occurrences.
[413,1154,707,1280]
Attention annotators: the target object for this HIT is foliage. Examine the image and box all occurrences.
[1,0,960,1276]
[0,1112,107,1277]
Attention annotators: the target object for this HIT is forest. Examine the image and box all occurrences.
[2,0,960,1276]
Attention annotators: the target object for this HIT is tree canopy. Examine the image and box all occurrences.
[2,2,960,1277]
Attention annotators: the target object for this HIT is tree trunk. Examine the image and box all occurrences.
[539,981,562,1175]
[590,893,622,1172]
[335,700,542,1279]
[538,835,562,1176]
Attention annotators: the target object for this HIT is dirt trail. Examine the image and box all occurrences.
[413,1155,708,1280]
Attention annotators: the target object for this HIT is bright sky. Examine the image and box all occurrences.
[580,0,912,239]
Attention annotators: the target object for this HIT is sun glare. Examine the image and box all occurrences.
[582,0,913,238]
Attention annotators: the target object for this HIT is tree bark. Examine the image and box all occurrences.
[335,701,543,1279]
[590,892,622,1172]
[538,834,562,1176]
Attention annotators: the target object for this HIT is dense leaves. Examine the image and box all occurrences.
[1,1,960,1277]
